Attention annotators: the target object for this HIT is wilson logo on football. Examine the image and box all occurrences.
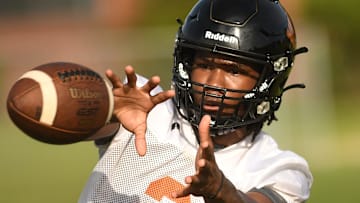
[69,88,101,99]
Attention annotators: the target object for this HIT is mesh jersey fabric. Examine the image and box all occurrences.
[79,126,204,203]
[79,75,312,203]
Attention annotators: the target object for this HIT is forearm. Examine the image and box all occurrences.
[204,176,257,203]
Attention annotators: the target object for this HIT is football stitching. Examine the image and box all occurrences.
[57,69,102,82]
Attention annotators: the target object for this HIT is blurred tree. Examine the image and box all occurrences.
[305,0,360,99]
[138,0,198,26]
[0,0,91,16]
[91,0,147,28]
[281,0,305,24]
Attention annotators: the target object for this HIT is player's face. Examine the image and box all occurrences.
[190,51,259,117]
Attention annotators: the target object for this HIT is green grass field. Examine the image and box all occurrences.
[0,116,97,202]
[309,167,360,203]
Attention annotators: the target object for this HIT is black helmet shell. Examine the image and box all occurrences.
[179,0,295,58]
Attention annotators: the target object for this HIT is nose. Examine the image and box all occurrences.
[206,68,226,88]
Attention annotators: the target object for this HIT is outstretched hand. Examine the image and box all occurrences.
[106,65,175,156]
[172,115,224,200]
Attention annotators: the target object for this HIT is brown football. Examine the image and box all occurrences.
[7,62,114,144]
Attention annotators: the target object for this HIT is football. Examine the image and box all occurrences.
[7,62,114,144]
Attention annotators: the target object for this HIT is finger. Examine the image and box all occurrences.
[195,159,211,180]
[135,137,147,156]
[172,186,191,199]
[198,115,212,145]
[197,159,214,179]
[171,176,194,198]
[141,75,160,93]
[105,69,123,88]
[124,65,137,88]
[197,158,207,169]
[133,124,147,156]
[198,115,215,161]
[200,140,215,162]
[151,90,175,105]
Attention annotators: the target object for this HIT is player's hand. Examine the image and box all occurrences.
[172,115,224,200]
[106,65,175,156]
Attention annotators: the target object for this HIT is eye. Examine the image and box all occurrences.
[194,62,211,69]
[230,66,241,75]
[227,65,259,79]
[224,65,245,75]
[234,68,249,75]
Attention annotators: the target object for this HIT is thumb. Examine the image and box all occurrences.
[133,125,147,156]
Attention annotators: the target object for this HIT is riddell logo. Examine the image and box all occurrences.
[204,30,238,45]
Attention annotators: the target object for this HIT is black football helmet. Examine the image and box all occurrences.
[172,0,308,135]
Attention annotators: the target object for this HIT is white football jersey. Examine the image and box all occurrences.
[79,75,312,203]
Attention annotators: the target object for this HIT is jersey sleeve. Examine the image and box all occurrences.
[249,135,313,202]
[263,162,313,202]
[217,132,313,203]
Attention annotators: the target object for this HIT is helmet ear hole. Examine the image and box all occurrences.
[269,67,292,97]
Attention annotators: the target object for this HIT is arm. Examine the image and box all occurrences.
[87,66,175,156]
[172,115,276,203]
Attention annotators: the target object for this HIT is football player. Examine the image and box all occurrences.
[80,0,313,202]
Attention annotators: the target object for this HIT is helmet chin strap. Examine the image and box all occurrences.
[211,128,237,137]
[210,127,255,150]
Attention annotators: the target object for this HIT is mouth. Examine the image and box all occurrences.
[202,100,222,112]
[201,99,239,113]
[202,104,220,111]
